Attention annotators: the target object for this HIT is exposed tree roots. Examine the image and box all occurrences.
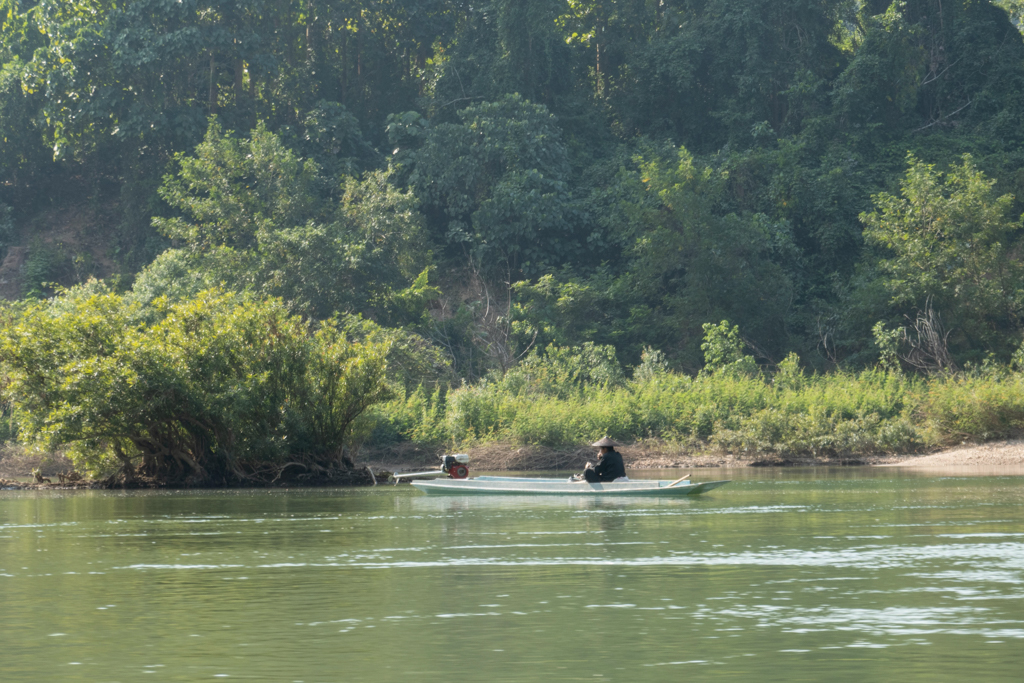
[94,459,392,489]
[0,461,393,490]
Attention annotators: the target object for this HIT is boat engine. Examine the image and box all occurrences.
[440,454,470,479]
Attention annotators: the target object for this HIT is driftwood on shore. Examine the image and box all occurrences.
[1,478,95,491]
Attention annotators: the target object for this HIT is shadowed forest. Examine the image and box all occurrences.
[3,0,1024,484]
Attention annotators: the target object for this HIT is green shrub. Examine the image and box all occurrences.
[0,285,392,483]
[367,385,449,446]
[919,374,1024,443]
[501,342,625,399]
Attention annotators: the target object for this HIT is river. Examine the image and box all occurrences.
[2,467,1023,682]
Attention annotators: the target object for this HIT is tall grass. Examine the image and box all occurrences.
[369,362,1024,457]
[918,372,1024,443]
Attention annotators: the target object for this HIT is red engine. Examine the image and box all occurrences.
[441,454,470,479]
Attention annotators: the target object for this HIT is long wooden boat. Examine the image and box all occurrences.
[410,475,730,497]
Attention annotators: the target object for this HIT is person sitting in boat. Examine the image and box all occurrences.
[576,437,628,483]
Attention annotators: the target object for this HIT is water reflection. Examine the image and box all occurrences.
[598,514,627,532]
[405,493,695,512]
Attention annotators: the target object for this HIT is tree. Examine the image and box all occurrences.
[701,321,758,376]
[409,94,579,274]
[833,0,1024,136]
[0,1,52,203]
[860,154,1024,361]
[616,0,853,149]
[153,119,433,321]
[491,0,574,106]
[513,147,797,369]
[0,285,392,484]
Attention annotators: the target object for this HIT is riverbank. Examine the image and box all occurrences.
[877,439,1024,467]
[0,449,76,488]
[6,439,1024,491]
[364,438,1024,473]
[0,448,393,490]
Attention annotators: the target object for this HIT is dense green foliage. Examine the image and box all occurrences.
[150,120,433,322]
[861,154,1024,363]
[3,1,1024,468]
[0,286,392,483]
[370,337,1024,456]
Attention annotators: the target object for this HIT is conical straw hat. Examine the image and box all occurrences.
[591,437,619,447]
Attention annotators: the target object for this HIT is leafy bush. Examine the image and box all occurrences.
[0,285,392,483]
[918,373,1024,443]
[366,385,449,446]
[500,342,624,399]
[701,320,757,376]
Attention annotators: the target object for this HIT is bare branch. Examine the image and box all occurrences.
[815,314,840,365]
[913,99,972,133]
[900,298,957,373]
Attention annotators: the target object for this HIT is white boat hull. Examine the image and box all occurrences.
[410,476,730,497]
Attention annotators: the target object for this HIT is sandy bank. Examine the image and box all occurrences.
[7,439,1024,489]
[0,448,73,481]
[877,439,1024,468]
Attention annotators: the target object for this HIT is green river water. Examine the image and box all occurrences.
[2,467,1024,682]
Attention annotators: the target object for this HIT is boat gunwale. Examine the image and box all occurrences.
[410,478,731,496]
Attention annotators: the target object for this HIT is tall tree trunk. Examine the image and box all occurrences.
[341,27,348,104]
[208,53,217,111]
[526,35,533,100]
[306,0,315,61]
[234,58,244,102]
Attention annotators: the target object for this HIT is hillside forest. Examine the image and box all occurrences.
[3,0,1024,483]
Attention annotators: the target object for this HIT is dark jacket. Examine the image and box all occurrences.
[592,449,626,482]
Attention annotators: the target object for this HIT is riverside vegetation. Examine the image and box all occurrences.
[3,1,1024,483]
[0,286,394,485]
[368,325,1024,461]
